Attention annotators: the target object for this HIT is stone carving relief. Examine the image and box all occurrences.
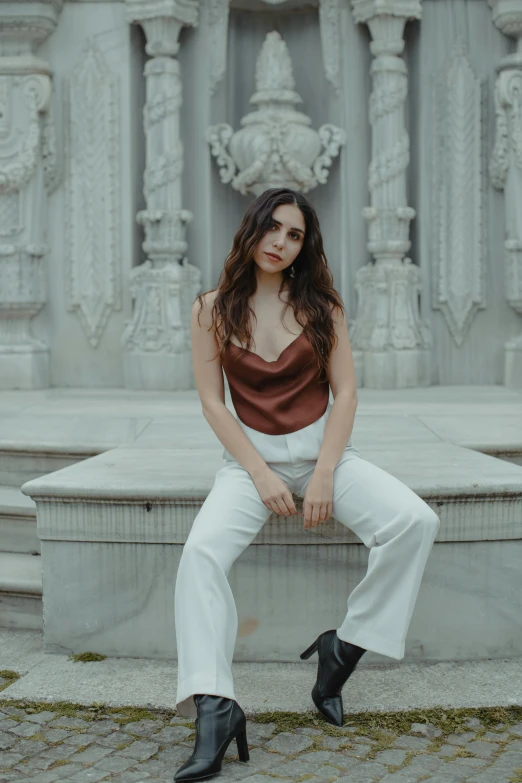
[431,41,487,347]
[206,30,346,196]
[0,0,63,390]
[64,40,122,349]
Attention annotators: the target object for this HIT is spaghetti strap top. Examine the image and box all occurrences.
[221,330,330,435]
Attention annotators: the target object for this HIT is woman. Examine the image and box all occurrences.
[173,187,440,782]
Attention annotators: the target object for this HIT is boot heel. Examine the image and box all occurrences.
[300,638,319,660]
[236,728,249,762]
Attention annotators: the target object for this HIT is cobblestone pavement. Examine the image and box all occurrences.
[1,697,522,783]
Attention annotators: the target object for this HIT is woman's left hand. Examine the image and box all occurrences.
[302,469,333,528]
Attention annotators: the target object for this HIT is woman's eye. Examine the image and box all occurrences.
[270,224,300,240]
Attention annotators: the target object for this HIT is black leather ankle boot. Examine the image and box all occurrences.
[173,694,249,781]
[300,629,366,726]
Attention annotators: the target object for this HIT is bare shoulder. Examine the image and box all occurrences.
[191,289,225,409]
[193,289,219,331]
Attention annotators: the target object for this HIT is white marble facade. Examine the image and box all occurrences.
[1,0,521,390]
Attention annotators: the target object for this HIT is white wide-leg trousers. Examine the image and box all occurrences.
[175,403,440,718]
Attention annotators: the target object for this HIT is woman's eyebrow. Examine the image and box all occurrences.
[271,219,304,235]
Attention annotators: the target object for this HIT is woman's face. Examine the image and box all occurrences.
[253,203,305,277]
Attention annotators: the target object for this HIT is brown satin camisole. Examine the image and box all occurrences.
[221,330,330,435]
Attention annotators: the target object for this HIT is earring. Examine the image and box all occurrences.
[289,264,295,278]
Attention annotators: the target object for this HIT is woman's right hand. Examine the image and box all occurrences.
[252,467,298,517]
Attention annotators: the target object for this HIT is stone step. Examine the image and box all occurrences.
[0,445,91,489]
[0,485,38,554]
[0,552,42,631]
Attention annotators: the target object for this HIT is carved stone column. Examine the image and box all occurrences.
[0,1,62,389]
[488,0,522,388]
[349,0,432,388]
[123,0,202,390]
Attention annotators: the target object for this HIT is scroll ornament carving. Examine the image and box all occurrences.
[144,88,181,127]
[0,75,52,195]
[144,144,184,197]
[41,105,60,194]
[369,80,408,123]
[489,71,522,320]
[319,0,342,93]
[0,72,58,197]
[206,31,346,196]
[0,73,54,355]
[207,0,229,96]
[490,70,522,189]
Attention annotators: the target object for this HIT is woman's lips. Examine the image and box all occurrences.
[265,252,281,262]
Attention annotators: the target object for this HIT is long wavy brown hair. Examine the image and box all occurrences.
[195,187,345,383]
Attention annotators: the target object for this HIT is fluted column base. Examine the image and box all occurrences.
[353,347,431,390]
[350,258,432,389]
[122,259,201,391]
[0,347,49,390]
[124,350,194,391]
[505,338,522,388]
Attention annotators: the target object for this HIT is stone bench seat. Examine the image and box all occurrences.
[20,441,522,664]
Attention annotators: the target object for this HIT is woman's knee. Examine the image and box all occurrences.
[182,532,215,562]
[180,528,239,576]
[408,504,440,542]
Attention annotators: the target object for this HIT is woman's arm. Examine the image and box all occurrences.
[191,295,269,479]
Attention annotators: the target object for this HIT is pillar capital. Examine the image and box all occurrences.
[488,0,522,41]
[352,0,421,56]
[125,0,199,57]
[0,0,63,56]
[351,0,421,26]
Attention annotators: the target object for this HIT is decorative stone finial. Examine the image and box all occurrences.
[206,31,345,196]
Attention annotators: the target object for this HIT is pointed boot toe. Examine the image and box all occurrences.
[173,695,249,782]
[301,629,365,726]
[312,687,344,727]
[174,756,219,781]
